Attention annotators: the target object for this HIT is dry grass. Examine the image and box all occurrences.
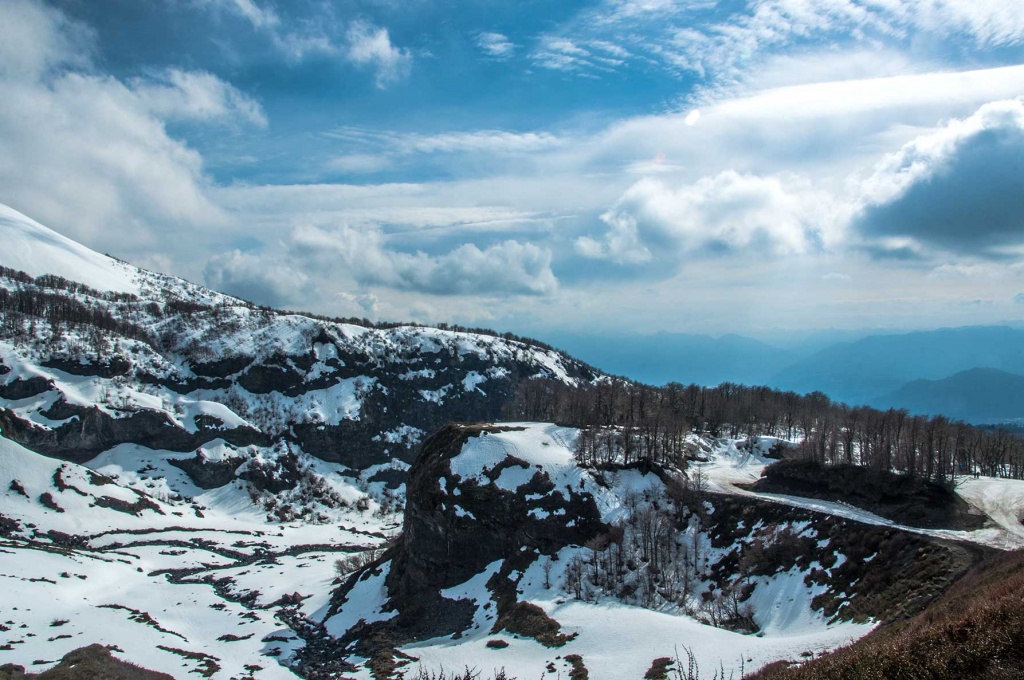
[492,602,576,648]
[0,644,174,680]
[751,549,1024,680]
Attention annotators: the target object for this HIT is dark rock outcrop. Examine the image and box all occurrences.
[42,357,131,379]
[0,376,52,400]
[0,403,267,464]
[168,452,243,489]
[747,459,986,530]
[323,424,606,658]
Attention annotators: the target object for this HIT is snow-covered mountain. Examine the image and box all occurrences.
[3,203,1024,679]
[0,203,595,676]
[0,202,598,516]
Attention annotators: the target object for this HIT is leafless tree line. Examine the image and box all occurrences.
[505,378,1024,482]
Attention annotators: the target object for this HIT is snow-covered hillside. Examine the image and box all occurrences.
[0,201,599,677]
[319,423,995,680]
[0,202,598,504]
[2,203,1021,680]
[0,204,142,295]
[0,435,393,678]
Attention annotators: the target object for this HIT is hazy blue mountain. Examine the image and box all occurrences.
[542,332,796,386]
[753,328,893,355]
[871,367,1024,424]
[771,326,1024,405]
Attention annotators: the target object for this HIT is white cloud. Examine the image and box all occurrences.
[0,0,92,81]
[198,0,342,60]
[910,0,1024,47]
[532,37,597,72]
[539,0,1024,83]
[132,69,267,127]
[855,99,1024,258]
[0,1,262,252]
[326,153,393,174]
[203,249,310,306]
[583,62,1024,191]
[291,223,558,296]
[210,0,280,30]
[325,125,566,158]
[477,32,516,58]
[397,130,563,155]
[706,63,1024,121]
[346,21,411,88]
[578,171,841,267]
[337,291,381,318]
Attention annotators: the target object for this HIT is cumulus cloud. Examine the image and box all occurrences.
[577,171,840,268]
[346,21,411,88]
[0,1,266,256]
[291,223,557,296]
[203,249,310,307]
[855,99,1024,259]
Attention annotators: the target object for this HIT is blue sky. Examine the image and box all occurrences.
[3,0,1024,339]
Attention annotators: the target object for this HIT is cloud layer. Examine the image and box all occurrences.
[3,0,1024,333]
[856,100,1024,259]
[578,172,840,269]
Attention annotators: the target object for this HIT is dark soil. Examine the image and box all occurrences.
[747,459,986,530]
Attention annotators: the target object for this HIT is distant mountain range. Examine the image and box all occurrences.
[770,326,1024,406]
[870,367,1024,424]
[546,326,1024,424]
[542,331,797,387]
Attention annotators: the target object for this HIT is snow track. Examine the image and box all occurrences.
[696,436,1024,551]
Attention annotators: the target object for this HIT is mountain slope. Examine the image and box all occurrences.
[1,202,1019,680]
[0,203,143,295]
[316,423,992,679]
[0,202,598,488]
[771,327,1024,405]
[0,432,392,679]
[753,548,1024,680]
[871,367,1024,424]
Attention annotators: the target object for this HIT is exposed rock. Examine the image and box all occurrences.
[747,458,986,530]
[0,376,51,400]
[318,423,606,663]
[0,403,268,464]
[42,356,131,378]
[168,453,243,489]
[384,425,604,629]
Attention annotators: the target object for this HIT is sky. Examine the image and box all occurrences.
[2,0,1024,340]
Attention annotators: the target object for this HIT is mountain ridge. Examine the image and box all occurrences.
[871,366,1024,424]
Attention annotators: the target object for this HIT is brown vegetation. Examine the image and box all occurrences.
[0,644,173,680]
[751,549,1024,680]
[492,602,576,647]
